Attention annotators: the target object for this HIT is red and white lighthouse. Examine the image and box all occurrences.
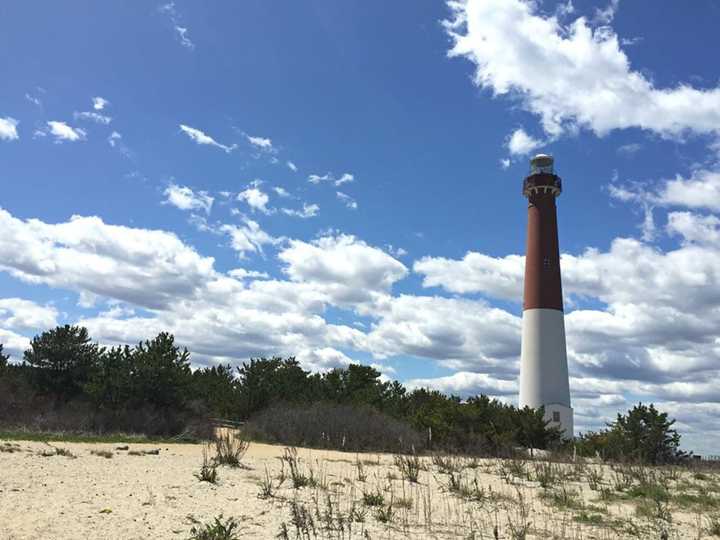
[519,154,573,438]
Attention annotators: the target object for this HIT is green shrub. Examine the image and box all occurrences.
[188,515,240,540]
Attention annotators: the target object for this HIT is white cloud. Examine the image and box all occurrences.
[245,134,274,152]
[610,169,720,212]
[0,328,31,360]
[617,143,642,155]
[500,158,511,170]
[107,131,131,158]
[273,187,291,198]
[92,96,109,111]
[415,251,525,300]
[220,219,279,256]
[107,131,121,147]
[445,0,720,138]
[660,170,720,211]
[227,268,269,280]
[279,234,407,307]
[46,121,86,142]
[296,347,353,372]
[238,186,272,214]
[666,211,720,246]
[179,124,236,153]
[0,207,215,310]
[175,26,194,49]
[159,2,195,50]
[282,203,319,219]
[336,191,358,210]
[506,128,542,156]
[406,371,517,397]
[163,183,214,214]
[0,117,20,141]
[287,161,298,172]
[25,93,42,106]
[74,111,112,125]
[0,298,58,331]
[308,173,330,185]
[365,294,521,370]
[334,173,354,186]
[308,172,355,186]
[593,0,620,25]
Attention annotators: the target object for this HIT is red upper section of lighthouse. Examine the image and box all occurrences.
[522,163,564,312]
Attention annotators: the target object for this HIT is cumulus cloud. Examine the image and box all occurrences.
[179,124,236,153]
[92,96,109,111]
[163,183,214,214]
[238,186,272,214]
[0,117,19,141]
[220,219,279,256]
[406,371,517,397]
[0,298,58,331]
[415,251,525,301]
[279,234,407,307]
[506,128,543,156]
[610,169,720,212]
[445,0,720,138]
[296,347,353,372]
[287,161,298,172]
[45,121,86,142]
[0,207,215,310]
[0,328,31,360]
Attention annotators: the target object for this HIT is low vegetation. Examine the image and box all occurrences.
[2,326,568,455]
[188,515,241,540]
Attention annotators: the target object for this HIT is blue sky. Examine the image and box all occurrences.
[1,1,720,453]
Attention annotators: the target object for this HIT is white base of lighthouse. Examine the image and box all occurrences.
[519,308,573,438]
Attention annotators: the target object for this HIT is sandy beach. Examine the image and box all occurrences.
[0,438,714,539]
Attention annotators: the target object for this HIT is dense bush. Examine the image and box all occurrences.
[245,402,424,453]
[576,403,688,464]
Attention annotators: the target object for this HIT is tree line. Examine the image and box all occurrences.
[0,325,687,462]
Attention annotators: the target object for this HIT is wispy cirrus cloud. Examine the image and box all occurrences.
[159,2,195,50]
[308,172,355,186]
[74,111,112,125]
[282,203,319,219]
[179,124,236,153]
[245,134,275,153]
[336,191,358,210]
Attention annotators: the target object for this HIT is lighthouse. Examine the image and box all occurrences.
[519,154,573,438]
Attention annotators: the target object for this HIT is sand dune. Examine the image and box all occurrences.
[0,438,714,539]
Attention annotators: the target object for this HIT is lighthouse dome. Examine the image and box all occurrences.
[530,154,554,175]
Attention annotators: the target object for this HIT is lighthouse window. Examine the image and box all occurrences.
[552,411,560,422]
[543,257,551,268]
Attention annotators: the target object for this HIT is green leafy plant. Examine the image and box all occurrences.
[188,515,240,540]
